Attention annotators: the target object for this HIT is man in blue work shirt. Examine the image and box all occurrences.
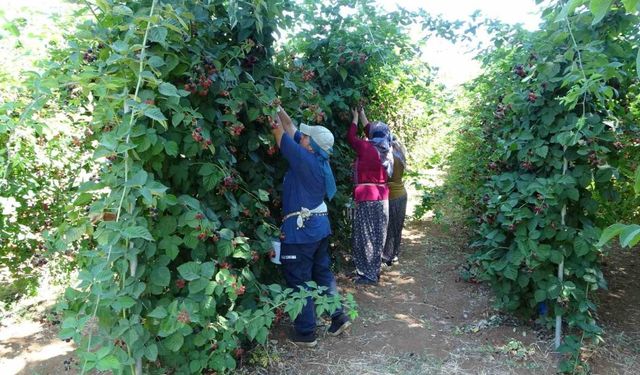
[271,105,351,347]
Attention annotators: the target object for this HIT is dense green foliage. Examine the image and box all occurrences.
[4,0,639,373]
[440,0,640,370]
[0,0,447,373]
[0,4,88,304]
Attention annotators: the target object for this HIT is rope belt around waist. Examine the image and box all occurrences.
[283,202,328,229]
[356,183,387,187]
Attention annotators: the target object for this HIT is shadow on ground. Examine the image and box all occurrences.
[242,218,640,375]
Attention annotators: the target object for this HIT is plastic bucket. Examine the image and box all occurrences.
[270,240,281,265]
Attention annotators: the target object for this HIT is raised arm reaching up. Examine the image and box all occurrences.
[276,105,297,139]
[358,106,369,127]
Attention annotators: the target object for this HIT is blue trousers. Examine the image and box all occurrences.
[280,237,343,335]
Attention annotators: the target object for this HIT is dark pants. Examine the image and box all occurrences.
[280,237,343,335]
[383,194,408,262]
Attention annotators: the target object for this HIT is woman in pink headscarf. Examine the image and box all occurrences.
[346,107,393,284]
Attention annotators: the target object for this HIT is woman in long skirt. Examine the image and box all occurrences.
[346,108,393,284]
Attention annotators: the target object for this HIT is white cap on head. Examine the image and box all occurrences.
[299,123,334,153]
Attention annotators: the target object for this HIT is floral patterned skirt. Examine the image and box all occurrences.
[351,199,389,282]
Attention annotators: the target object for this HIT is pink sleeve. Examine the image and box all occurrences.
[347,122,366,152]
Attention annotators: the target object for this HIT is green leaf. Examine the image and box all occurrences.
[189,277,209,294]
[113,296,136,311]
[338,67,348,81]
[151,266,171,287]
[124,226,154,241]
[257,189,269,201]
[148,26,168,44]
[144,107,168,122]
[159,235,182,260]
[163,332,184,352]
[534,289,546,303]
[566,188,579,201]
[219,228,235,241]
[148,306,168,319]
[126,169,148,187]
[159,82,180,97]
[3,21,20,37]
[622,0,639,12]
[634,167,640,195]
[145,343,158,361]
[535,145,548,158]
[620,225,640,248]
[96,355,120,371]
[172,111,185,127]
[248,108,260,122]
[596,223,628,247]
[556,0,586,20]
[112,40,129,53]
[574,236,590,257]
[165,141,178,156]
[148,56,165,68]
[112,5,133,16]
[589,0,613,25]
[178,262,201,281]
[503,266,518,281]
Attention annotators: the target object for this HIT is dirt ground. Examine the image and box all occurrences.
[245,220,640,375]
[1,211,639,374]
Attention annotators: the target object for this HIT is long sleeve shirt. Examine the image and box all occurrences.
[346,122,389,202]
[279,131,332,244]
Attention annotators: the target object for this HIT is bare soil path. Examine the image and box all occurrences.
[250,219,640,375]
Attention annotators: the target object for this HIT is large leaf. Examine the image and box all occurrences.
[589,0,613,24]
[145,343,158,361]
[159,82,180,97]
[163,332,184,352]
[148,26,168,44]
[596,223,628,247]
[556,0,587,21]
[620,225,640,248]
[150,266,171,287]
[622,0,640,13]
[124,226,154,241]
[177,262,201,281]
[144,107,168,122]
[96,355,121,371]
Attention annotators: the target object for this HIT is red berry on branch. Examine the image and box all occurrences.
[234,348,245,359]
[235,285,246,295]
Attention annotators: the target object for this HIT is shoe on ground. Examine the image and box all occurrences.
[290,331,317,348]
[353,276,377,285]
[327,314,352,337]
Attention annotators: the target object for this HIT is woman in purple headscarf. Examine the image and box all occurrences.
[346,107,392,284]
